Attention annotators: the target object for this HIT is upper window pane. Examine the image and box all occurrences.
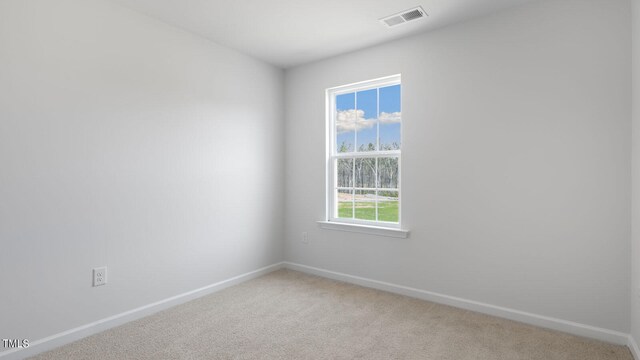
[336,92,355,153]
[379,85,401,150]
[356,89,377,152]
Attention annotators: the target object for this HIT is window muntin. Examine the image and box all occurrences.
[327,75,401,227]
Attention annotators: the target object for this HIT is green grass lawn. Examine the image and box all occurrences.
[338,201,398,222]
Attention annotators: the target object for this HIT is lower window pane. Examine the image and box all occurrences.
[378,157,399,188]
[377,190,399,223]
[355,158,376,188]
[337,189,353,219]
[337,158,353,187]
[355,190,376,221]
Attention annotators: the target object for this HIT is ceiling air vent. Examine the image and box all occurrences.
[380,6,427,28]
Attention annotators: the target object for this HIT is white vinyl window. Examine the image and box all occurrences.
[325,75,402,229]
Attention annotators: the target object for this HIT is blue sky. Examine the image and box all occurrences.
[336,84,401,153]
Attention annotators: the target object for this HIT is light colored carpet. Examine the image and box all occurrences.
[31,269,632,360]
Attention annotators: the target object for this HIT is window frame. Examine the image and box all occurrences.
[325,74,402,230]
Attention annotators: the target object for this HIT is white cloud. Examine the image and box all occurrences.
[336,110,401,134]
[336,109,372,133]
[379,112,401,124]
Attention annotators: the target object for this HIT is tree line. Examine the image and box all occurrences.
[337,141,399,191]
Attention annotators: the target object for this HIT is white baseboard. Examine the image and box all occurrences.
[283,262,629,346]
[0,262,285,360]
[3,261,632,359]
[629,335,640,360]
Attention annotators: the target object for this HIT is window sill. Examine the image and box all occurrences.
[317,221,410,239]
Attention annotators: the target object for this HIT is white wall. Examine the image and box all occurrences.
[0,0,284,349]
[0,0,634,355]
[632,0,640,349]
[285,0,631,333]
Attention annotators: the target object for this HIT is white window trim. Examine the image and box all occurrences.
[317,221,409,238]
[323,74,409,237]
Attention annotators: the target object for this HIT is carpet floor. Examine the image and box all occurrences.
[31,269,632,360]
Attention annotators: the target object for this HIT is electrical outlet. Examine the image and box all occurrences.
[93,267,107,287]
[302,232,309,244]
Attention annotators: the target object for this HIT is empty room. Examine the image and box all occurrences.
[1,0,640,359]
